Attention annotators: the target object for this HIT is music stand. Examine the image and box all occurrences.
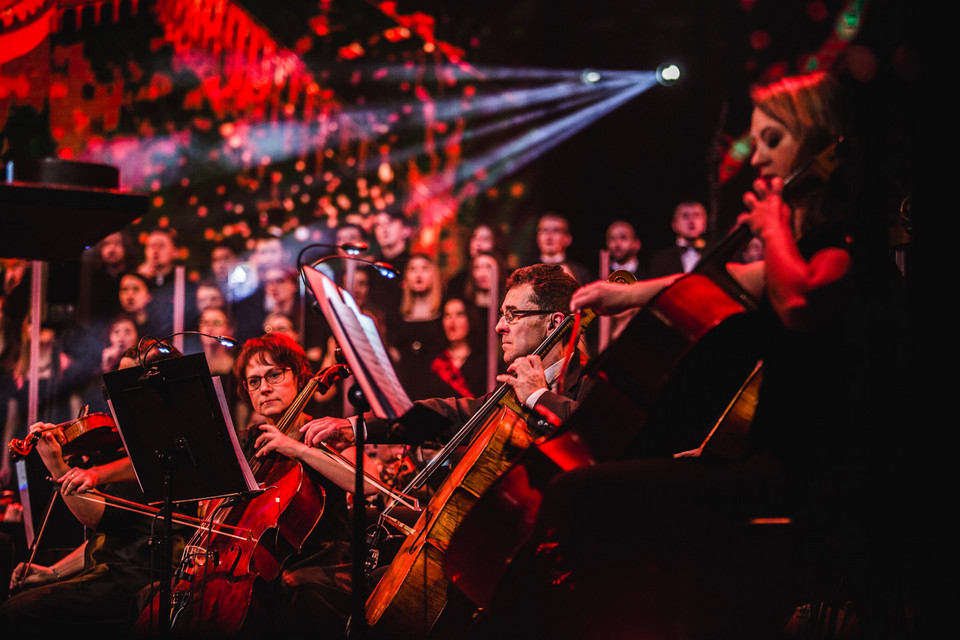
[302,267,449,637]
[102,353,258,632]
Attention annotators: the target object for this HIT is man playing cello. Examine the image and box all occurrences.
[302,263,586,456]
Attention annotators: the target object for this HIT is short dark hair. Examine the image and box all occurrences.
[505,263,578,313]
[233,332,312,404]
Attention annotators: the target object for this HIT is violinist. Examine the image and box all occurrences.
[479,71,907,638]
[0,343,187,636]
[302,263,585,452]
[233,331,377,636]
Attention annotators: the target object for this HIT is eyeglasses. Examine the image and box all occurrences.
[243,367,290,391]
[497,308,553,325]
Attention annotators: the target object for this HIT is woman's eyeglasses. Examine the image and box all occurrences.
[243,367,290,391]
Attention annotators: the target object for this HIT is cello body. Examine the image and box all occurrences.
[365,405,540,638]
[136,453,325,634]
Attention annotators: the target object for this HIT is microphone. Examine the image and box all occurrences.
[310,254,399,280]
[295,241,369,271]
[136,331,239,371]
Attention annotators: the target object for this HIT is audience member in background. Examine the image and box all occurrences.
[2,313,79,489]
[136,228,198,337]
[197,307,238,378]
[604,220,645,279]
[373,209,413,275]
[409,297,487,401]
[446,222,509,299]
[118,273,163,341]
[371,210,413,319]
[529,213,592,285]
[335,223,371,257]
[232,233,292,343]
[389,254,444,399]
[262,267,301,324]
[137,228,177,287]
[69,314,138,415]
[738,236,766,264]
[461,252,506,377]
[208,242,248,306]
[195,281,226,316]
[647,201,710,277]
[80,231,137,323]
[196,305,242,428]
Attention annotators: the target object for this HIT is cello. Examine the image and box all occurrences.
[362,276,612,638]
[135,364,347,634]
[444,141,845,611]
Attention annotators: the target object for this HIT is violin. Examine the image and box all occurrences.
[8,413,120,462]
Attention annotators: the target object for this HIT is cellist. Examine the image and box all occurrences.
[301,263,586,454]
[0,343,189,637]
[233,331,378,636]
[475,71,909,639]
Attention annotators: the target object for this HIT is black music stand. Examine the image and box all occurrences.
[102,353,258,633]
[302,267,448,638]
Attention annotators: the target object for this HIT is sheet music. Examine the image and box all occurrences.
[305,267,413,421]
[212,376,258,491]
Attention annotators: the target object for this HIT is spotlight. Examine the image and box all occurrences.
[656,63,681,86]
[580,69,602,84]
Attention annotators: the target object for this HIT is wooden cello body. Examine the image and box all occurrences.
[364,405,539,637]
[171,456,324,632]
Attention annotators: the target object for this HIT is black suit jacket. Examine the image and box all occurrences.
[362,355,590,446]
[646,243,712,279]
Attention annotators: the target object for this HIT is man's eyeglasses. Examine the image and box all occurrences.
[497,309,553,325]
[244,367,290,391]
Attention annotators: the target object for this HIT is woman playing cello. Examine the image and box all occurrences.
[229,331,377,637]
[475,71,909,638]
